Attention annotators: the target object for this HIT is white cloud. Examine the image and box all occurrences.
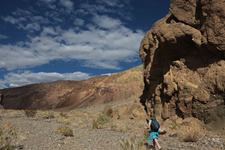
[0,71,90,88]
[0,0,143,74]
[2,15,43,32]
[19,23,41,32]
[0,80,7,89]
[0,14,144,70]
[40,0,56,3]
[78,3,112,16]
[32,16,50,24]
[92,15,122,29]
[59,0,74,11]
[12,9,33,16]
[41,27,58,36]
[2,16,18,24]
[0,34,8,40]
[77,0,132,21]
[74,18,85,26]
[38,0,57,9]
[96,0,124,8]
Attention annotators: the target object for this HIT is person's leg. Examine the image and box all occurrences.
[153,140,156,148]
[146,135,153,149]
[153,139,161,149]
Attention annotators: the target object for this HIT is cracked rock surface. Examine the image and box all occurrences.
[139,0,225,128]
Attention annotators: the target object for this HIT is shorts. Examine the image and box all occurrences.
[147,131,159,143]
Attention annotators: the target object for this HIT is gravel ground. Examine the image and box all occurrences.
[0,110,224,150]
[159,134,225,150]
[0,116,130,150]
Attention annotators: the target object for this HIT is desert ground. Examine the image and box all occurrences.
[0,99,224,150]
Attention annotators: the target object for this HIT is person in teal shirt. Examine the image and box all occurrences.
[147,118,162,150]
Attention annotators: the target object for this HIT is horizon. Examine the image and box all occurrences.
[0,0,169,89]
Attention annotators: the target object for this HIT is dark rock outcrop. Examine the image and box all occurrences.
[139,0,225,123]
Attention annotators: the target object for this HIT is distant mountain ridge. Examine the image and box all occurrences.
[0,65,143,110]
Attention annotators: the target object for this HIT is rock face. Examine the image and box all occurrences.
[139,0,225,123]
[0,66,143,110]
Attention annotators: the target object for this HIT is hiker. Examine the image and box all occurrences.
[147,117,162,150]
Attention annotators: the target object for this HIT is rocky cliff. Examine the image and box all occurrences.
[0,66,143,110]
[139,0,225,123]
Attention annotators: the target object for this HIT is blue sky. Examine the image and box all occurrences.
[0,0,169,88]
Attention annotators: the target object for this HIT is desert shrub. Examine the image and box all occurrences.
[109,122,130,133]
[56,117,71,125]
[59,112,68,118]
[41,111,55,119]
[103,106,114,118]
[56,126,73,137]
[24,110,37,118]
[119,136,144,150]
[143,130,149,139]
[183,127,200,142]
[110,123,118,131]
[180,118,205,142]
[57,112,71,124]
[92,113,110,129]
[0,123,18,150]
[170,121,180,130]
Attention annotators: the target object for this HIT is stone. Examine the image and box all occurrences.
[139,0,225,122]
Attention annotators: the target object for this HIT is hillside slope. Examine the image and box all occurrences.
[0,66,143,110]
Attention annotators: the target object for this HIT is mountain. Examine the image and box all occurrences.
[0,65,143,110]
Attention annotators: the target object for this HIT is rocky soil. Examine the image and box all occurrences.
[0,102,224,150]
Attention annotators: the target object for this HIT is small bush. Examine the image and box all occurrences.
[56,127,73,137]
[57,118,71,125]
[119,137,144,150]
[170,121,180,130]
[103,106,113,118]
[0,123,18,149]
[41,111,55,119]
[183,127,200,142]
[180,118,205,143]
[59,112,68,118]
[92,113,110,129]
[24,110,37,118]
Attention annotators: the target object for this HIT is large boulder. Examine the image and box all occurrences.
[139,0,225,124]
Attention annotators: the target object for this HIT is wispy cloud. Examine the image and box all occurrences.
[0,13,144,70]
[2,14,45,32]
[0,0,143,88]
[78,0,132,20]
[96,0,124,8]
[0,71,90,88]
[38,0,57,9]
[39,0,56,3]
[59,0,74,11]
[92,15,122,29]
[73,18,85,26]
[0,34,8,40]
[2,16,18,24]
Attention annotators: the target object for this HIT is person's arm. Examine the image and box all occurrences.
[159,128,167,134]
[148,119,152,130]
[148,120,152,127]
